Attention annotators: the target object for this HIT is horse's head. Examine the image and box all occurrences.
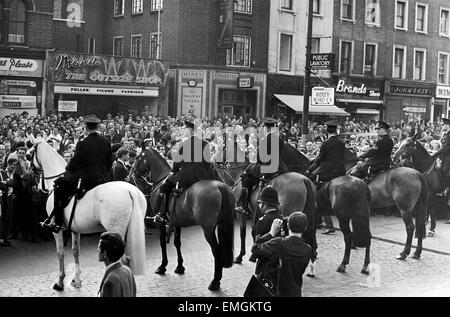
[133,150,151,178]
[132,148,171,184]
[393,137,416,161]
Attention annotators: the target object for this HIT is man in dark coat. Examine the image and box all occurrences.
[152,120,218,226]
[432,117,450,196]
[235,118,287,215]
[306,121,346,183]
[251,212,312,297]
[352,121,394,180]
[42,115,113,233]
[112,148,130,182]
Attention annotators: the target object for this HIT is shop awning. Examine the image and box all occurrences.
[274,94,349,116]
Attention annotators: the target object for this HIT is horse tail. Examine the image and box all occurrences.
[414,173,428,239]
[302,177,317,260]
[125,187,147,275]
[351,179,372,248]
[217,184,235,269]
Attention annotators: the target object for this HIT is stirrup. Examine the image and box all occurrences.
[41,222,62,233]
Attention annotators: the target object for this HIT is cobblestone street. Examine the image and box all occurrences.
[1,217,449,297]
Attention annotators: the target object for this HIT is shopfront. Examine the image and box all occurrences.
[333,77,384,122]
[435,86,450,120]
[0,56,44,117]
[384,81,435,123]
[46,52,170,117]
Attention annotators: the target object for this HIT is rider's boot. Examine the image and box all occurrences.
[41,205,63,234]
[234,187,250,216]
[149,193,168,226]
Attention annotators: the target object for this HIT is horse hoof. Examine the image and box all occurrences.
[234,257,243,264]
[208,281,220,291]
[427,231,435,237]
[361,268,370,275]
[53,283,64,291]
[70,279,81,288]
[337,266,346,273]
[411,254,421,260]
[395,254,407,261]
[155,266,166,275]
[174,266,185,274]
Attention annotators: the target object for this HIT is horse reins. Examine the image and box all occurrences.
[31,143,65,193]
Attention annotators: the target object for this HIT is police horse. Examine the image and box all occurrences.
[393,135,445,237]
[32,141,147,291]
[131,147,235,291]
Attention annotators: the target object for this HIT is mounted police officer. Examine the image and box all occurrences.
[152,119,218,226]
[305,121,346,186]
[235,118,287,216]
[432,117,450,196]
[41,114,113,233]
[351,121,394,181]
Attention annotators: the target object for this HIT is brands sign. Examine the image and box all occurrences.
[311,87,334,106]
[309,53,335,70]
[217,0,234,49]
[0,57,43,77]
[48,52,170,87]
[334,78,383,101]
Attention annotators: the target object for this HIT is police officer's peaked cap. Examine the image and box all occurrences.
[257,186,280,207]
[185,120,195,129]
[325,121,339,128]
[377,121,390,130]
[263,117,277,127]
[442,117,450,125]
[83,114,101,124]
[288,212,308,234]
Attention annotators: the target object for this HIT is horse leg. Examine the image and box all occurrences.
[174,227,185,274]
[203,230,221,291]
[234,213,246,264]
[70,233,82,288]
[412,236,423,259]
[337,219,351,273]
[396,212,415,260]
[427,193,436,237]
[155,225,168,275]
[361,239,371,275]
[53,231,66,291]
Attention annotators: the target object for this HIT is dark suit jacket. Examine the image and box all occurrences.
[308,135,346,182]
[433,132,450,171]
[66,132,113,190]
[251,236,312,297]
[359,134,394,171]
[98,262,136,297]
[112,160,128,182]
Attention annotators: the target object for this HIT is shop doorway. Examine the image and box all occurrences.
[219,89,256,120]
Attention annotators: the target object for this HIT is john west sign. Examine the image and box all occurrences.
[47,52,170,87]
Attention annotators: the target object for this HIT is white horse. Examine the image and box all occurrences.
[32,140,147,291]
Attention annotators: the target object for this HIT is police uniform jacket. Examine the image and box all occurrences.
[66,131,113,190]
[170,135,217,188]
[308,135,346,182]
[251,236,312,297]
[254,208,284,243]
[359,134,394,171]
[433,131,450,171]
[257,132,287,174]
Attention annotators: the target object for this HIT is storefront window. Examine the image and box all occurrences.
[8,0,26,44]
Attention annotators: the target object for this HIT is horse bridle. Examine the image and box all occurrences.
[130,152,167,197]
[31,143,66,193]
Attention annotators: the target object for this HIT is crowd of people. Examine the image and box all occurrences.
[0,110,447,247]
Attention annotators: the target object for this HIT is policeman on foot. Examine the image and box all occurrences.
[432,117,450,197]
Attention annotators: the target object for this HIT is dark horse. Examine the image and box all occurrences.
[393,136,445,236]
[131,148,235,291]
[216,141,317,271]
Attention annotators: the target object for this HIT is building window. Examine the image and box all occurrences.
[415,3,428,33]
[281,0,292,10]
[313,0,321,14]
[395,0,408,30]
[151,0,163,11]
[88,38,95,54]
[234,0,252,14]
[438,53,449,85]
[113,37,123,56]
[0,3,2,42]
[365,0,380,25]
[340,41,353,74]
[131,35,142,58]
[341,0,354,21]
[440,8,450,37]
[279,34,292,72]
[8,0,26,44]
[393,46,407,79]
[114,0,125,16]
[364,43,377,76]
[150,32,162,59]
[226,35,251,67]
[132,0,143,14]
[311,37,320,54]
[413,49,426,81]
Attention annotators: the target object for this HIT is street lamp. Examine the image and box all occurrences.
[301,0,314,148]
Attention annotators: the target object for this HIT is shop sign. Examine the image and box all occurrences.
[403,107,426,113]
[213,71,265,83]
[0,57,43,77]
[1,80,36,87]
[389,84,433,96]
[49,52,170,87]
[238,76,254,88]
[54,85,159,97]
[58,100,78,112]
[182,87,202,118]
[436,86,450,99]
[335,79,381,98]
[0,95,36,108]
[311,87,334,106]
[309,53,335,70]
